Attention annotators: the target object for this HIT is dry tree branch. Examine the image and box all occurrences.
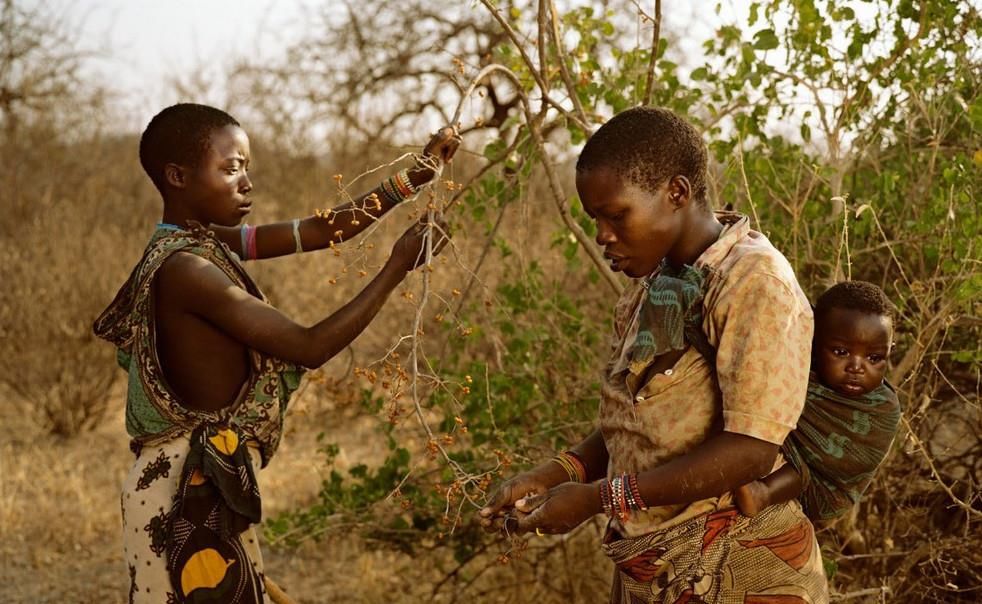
[900,414,982,520]
[375,57,626,531]
[547,0,591,129]
[735,133,762,230]
[451,61,621,294]
[537,0,549,84]
[478,0,590,132]
[830,586,890,602]
[640,0,662,106]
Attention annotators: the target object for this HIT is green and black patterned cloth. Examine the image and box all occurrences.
[626,261,711,376]
[782,375,901,520]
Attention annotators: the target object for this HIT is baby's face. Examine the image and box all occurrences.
[814,308,892,397]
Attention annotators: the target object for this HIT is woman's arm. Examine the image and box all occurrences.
[512,431,777,534]
[211,127,459,259]
[158,216,450,369]
[570,428,610,482]
[635,431,776,506]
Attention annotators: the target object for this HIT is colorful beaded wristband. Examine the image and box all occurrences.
[379,177,402,205]
[396,168,419,196]
[379,168,419,205]
[599,474,648,523]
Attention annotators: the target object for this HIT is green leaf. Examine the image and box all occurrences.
[800,122,811,142]
[657,38,669,59]
[483,139,506,161]
[754,28,780,50]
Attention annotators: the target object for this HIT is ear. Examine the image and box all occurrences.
[668,175,692,210]
[164,163,187,189]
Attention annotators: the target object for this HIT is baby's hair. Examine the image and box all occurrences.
[576,106,710,206]
[815,281,895,323]
[139,103,240,193]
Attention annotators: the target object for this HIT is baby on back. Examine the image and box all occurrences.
[736,280,902,521]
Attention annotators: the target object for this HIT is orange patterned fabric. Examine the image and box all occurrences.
[599,213,814,537]
[604,502,828,604]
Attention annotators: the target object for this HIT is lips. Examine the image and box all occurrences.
[238,203,252,214]
[839,382,865,395]
[604,253,627,270]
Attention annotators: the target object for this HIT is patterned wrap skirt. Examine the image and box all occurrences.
[120,435,268,604]
[604,501,828,604]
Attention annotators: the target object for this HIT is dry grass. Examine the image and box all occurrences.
[0,383,415,603]
[0,392,132,603]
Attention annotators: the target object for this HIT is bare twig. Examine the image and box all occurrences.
[901,414,982,519]
[547,0,591,129]
[640,0,662,106]
[830,586,890,601]
[478,0,590,132]
[455,62,622,294]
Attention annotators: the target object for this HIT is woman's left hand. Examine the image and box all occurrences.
[422,126,461,164]
[511,482,603,535]
[409,127,461,187]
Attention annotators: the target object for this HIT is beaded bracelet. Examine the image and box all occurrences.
[599,474,648,523]
[393,169,413,197]
[379,176,403,205]
[565,451,587,482]
[379,168,420,205]
[600,478,614,518]
[627,474,647,512]
[401,168,421,194]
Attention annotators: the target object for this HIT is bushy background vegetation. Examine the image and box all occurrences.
[2,0,978,601]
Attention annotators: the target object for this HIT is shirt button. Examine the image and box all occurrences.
[635,394,644,403]
[664,369,674,376]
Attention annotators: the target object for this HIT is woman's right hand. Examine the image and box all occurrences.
[478,463,565,532]
[387,213,451,273]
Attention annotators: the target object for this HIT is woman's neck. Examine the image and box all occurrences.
[667,210,723,268]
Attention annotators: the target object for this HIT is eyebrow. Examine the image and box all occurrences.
[590,197,625,216]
